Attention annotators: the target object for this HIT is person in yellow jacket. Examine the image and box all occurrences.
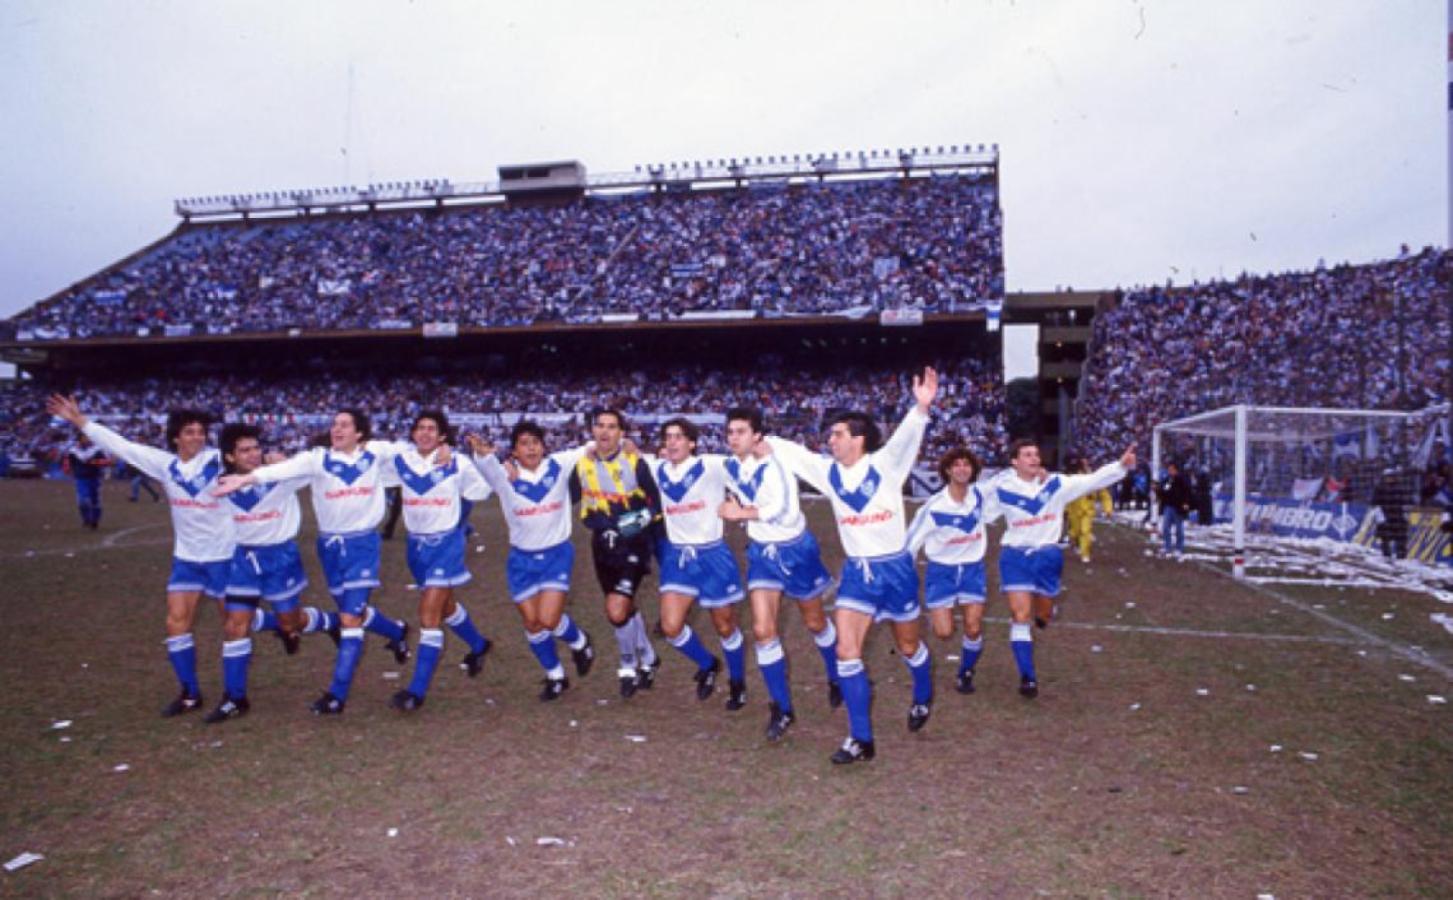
[1064,457,1114,563]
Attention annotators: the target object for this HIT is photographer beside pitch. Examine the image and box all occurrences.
[993,439,1135,698]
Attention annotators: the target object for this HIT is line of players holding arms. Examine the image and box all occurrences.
[45,371,1133,765]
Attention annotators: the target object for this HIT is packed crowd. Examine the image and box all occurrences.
[8,175,1002,339]
[1,355,1006,471]
[1074,246,1452,464]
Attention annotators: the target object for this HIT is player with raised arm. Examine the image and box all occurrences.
[569,408,662,698]
[993,439,1134,698]
[214,409,412,715]
[650,417,749,710]
[46,394,233,718]
[206,423,340,722]
[467,422,596,701]
[764,368,939,764]
[906,447,995,696]
[379,411,494,711]
[718,407,839,741]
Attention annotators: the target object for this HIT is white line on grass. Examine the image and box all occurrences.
[979,616,1360,645]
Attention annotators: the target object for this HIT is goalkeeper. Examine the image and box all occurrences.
[570,407,664,698]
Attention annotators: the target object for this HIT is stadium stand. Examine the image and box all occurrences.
[7,175,1002,339]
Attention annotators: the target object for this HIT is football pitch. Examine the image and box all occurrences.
[2,479,1451,897]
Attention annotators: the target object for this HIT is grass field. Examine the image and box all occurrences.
[2,478,1452,898]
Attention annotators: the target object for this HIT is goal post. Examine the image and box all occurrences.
[1152,403,1447,579]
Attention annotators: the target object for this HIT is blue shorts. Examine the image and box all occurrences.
[924,560,987,608]
[836,551,920,623]
[746,531,834,601]
[507,541,574,603]
[999,545,1064,597]
[317,530,382,597]
[167,557,232,599]
[226,542,308,610]
[407,528,472,589]
[659,540,745,608]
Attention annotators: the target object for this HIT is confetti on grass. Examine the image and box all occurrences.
[113,763,130,773]
[3,852,43,872]
[51,720,71,730]
[1429,695,1448,705]
[536,837,568,847]
[624,734,647,743]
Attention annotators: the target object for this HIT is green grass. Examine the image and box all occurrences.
[1,479,1451,896]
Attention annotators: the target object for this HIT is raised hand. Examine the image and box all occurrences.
[1120,444,1137,470]
[213,473,254,497]
[46,394,87,428]
[912,366,939,412]
[465,434,494,457]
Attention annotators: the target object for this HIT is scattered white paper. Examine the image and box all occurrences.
[624,734,647,743]
[382,672,400,680]
[1124,601,1137,609]
[1091,645,1103,653]
[1398,674,1415,683]
[1232,785,1249,795]
[1299,752,1319,762]
[536,837,567,847]
[1430,613,1453,635]
[1128,703,1141,711]
[569,720,578,728]
[1381,613,1395,621]
[506,836,517,847]
[1428,695,1448,705]
[3,852,43,872]
[596,699,609,706]
[1195,688,1210,696]
[51,720,72,730]
[1356,650,1368,657]
[944,654,959,661]
[387,828,399,838]
[1258,894,1276,900]
[1269,744,1283,753]
[113,763,130,772]
[1245,684,1257,692]
[59,736,72,744]
[63,552,74,559]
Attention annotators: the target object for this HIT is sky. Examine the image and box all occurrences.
[0,0,1445,323]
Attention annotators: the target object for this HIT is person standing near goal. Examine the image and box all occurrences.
[763,367,939,765]
[994,439,1134,698]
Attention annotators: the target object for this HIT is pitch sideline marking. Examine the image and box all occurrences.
[979,616,1359,645]
[1103,521,1453,682]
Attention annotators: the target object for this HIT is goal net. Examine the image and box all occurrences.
[1152,404,1451,587]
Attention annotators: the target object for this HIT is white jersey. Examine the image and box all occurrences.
[766,407,928,559]
[906,484,995,565]
[995,462,1127,549]
[653,454,732,546]
[81,421,235,562]
[472,447,586,550]
[225,477,309,547]
[723,453,807,544]
[387,444,492,536]
[249,439,403,535]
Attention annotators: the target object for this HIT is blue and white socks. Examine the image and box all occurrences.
[813,621,839,687]
[329,627,365,700]
[527,629,566,681]
[903,642,933,706]
[444,602,489,656]
[1010,621,1036,682]
[165,633,200,696]
[756,638,793,713]
[837,657,873,743]
[553,613,587,652]
[362,605,406,643]
[408,628,445,697]
[222,637,252,700]
[720,628,746,684]
[668,624,718,672]
[959,635,984,678]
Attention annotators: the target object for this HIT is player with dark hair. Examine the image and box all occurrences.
[46,395,234,718]
[215,408,413,715]
[719,406,838,741]
[993,438,1133,698]
[764,368,939,764]
[649,417,748,709]
[569,408,662,698]
[906,446,995,694]
[206,423,339,722]
[383,410,494,711]
[467,421,596,701]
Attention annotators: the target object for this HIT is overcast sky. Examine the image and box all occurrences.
[1,0,1445,322]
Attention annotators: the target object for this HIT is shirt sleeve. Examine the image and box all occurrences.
[975,484,1003,526]
[873,407,930,484]
[250,448,322,485]
[751,457,794,525]
[459,459,493,503]
[905,496,935,557]
[764,436,831,496]
[80,422,173,481]
[1057,462,1128,506]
